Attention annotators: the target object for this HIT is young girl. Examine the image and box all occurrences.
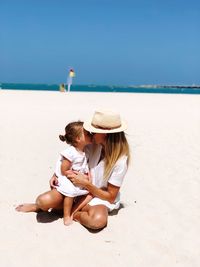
[16,121,93,226]
[55,121,92,225]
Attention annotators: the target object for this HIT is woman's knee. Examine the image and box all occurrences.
[36,190,61,210]
[88,206,108,229]
[35,193,50,210]
[92,213,107,229]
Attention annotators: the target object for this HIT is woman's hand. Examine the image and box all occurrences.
[49,174,58,189]
[66,170,89,188]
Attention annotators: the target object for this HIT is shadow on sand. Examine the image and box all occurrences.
[109,203,125,216]
[35,203,125,232]
[36,210,63,223]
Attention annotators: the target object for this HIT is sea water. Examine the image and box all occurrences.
[1,83,200,94]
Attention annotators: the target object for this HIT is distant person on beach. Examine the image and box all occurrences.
[16,121,93,226]
[16,110,130,230]
[59,83,66,92]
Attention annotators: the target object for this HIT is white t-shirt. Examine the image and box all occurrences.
[91,156,128,189]
[85,144,128,211]
[55,144,89,176]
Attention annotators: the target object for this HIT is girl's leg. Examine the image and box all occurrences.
[73,204,108,230]
[63,196,74,226]
[71,194,93,215]
[15,189,64,212]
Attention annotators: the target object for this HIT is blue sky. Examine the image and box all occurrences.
[0,0,200,85]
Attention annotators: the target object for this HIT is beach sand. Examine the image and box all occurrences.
[0,90,200,267]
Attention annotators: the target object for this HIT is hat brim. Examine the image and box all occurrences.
[83,120,128,133]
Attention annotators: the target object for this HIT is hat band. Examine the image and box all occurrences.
[91,123,121,130]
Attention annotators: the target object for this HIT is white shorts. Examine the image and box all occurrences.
[88,193,121,212]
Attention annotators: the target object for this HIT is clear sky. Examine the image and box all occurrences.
[1,0,200,85]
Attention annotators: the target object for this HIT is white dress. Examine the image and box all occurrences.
[55,145,89,197]
[85,144,128,211]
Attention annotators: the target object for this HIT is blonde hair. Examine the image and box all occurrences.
[103,132,130,180]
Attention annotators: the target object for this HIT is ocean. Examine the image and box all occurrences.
[1,83,200,94]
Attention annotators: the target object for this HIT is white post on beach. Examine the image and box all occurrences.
[67,69,75,92]
[67,83,71,92]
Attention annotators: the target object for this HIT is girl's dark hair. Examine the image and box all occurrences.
[59,121,83,146]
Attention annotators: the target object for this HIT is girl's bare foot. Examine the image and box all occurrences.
[15,203,39,212]
[63,216,73,226]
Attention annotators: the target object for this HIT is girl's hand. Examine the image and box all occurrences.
[49,174,58,189]
[66,170,89,187]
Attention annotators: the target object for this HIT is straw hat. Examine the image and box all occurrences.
[83,110,127,133]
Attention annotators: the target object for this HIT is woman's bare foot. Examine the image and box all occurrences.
[63,216,73,226]
[15,203,39,212]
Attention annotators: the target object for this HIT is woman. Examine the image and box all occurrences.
[54,109,130,229]
[16,109,130,230]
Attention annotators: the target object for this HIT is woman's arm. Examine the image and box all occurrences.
[49,174,58,189]
[86,182,120,204]
[67,171,120,204]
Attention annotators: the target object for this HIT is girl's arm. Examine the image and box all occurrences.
[49,158,71,188]
[67,171,120,204]
[61,158,72,176]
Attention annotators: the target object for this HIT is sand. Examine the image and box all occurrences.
[0,89,200,267]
